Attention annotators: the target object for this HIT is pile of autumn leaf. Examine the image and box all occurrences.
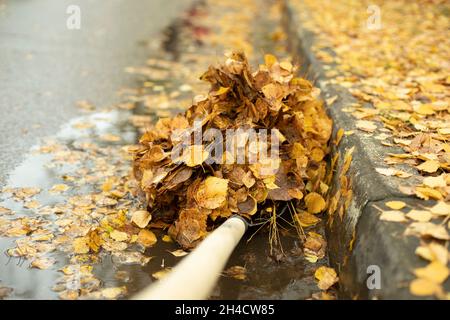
[132,52,332,249]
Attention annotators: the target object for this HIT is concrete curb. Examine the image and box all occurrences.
[280,0,444,299]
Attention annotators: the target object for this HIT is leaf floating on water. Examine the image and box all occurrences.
[223,266,247,280]
[137,229,157,247]
[101,287,127,300]
[169,249,189,257]
[314,266,338,290]
[152,268,171,280]
[30,257,56,270]
[131,210,152,228]
[110,230,129,242]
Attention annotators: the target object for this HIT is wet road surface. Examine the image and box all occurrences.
[0,0,192,185]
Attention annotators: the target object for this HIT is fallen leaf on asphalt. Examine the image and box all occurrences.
[101,287,127,299]
[169,249,189,257]
[73,237,90,254]
[131,210,152,228]
[415,243,448,265]
[429,202,450,216]
[355,120,377,133]
[415,187,443,200]
[385,201,406,210]
[416,160,440,174]
[406,210,432,222]
[375,168,412,178]
[379,210,407,222]
[414,261,449,284]
[410,278,441,297]
[422,175,446,188]
[405,222,450,240]
[137,229,157,247]
[152,269,171,280]
[110,230,129,242]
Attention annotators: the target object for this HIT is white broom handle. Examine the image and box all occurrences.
[132,216,247,300]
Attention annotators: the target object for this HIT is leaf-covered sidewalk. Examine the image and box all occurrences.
[288,0,449,298]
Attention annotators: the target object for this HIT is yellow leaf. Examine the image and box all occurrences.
[314,266,338,290]
[406,210,432,222]
[410,278,441,296]
[304,192,326,214]
[379,210,407,222]
[414,261,449,284]
[429,201,450,216]
[162,234,173,243]
[416,160,440,173]
[169,249,189,257]
[195,176,229,209]
[385,201,406,210]
[101,287,126,299]
[110,230,129,242]
[264,54,277,68]
[30,257,56,270]
[49,184,69,193]
[152,269,171,280]
[131,210,152,228]
[415,187,443,200]
[423,175,446,188]
[73,237,89,254]
[137,229,157,247]
[295,211,321,227]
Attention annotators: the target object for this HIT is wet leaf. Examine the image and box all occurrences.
[110,230,129,242]
[314,266,338,290]
[131,210,152,228]
[30,257,56,270]
[137,229,157,247]
[152,268,171,280]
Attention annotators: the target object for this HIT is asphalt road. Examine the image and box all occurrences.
[0,0,191,185]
